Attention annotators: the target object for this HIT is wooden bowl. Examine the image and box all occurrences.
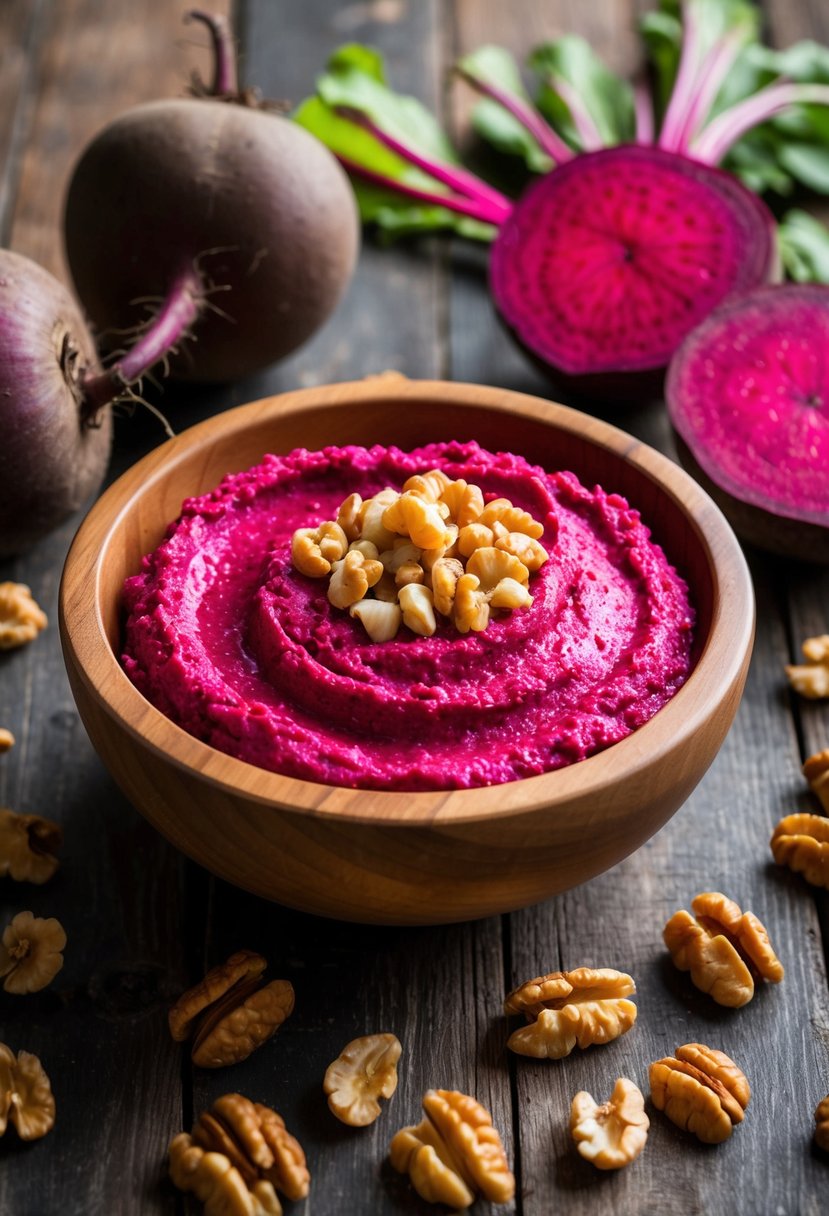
[59,377,754,925]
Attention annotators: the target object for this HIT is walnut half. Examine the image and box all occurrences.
[0,910,66,994]
[771,814,829,890]
[390,1088,515,1209]
[0,1042,55,1140]
[168,950,294,1068]
[191,1093,309,1204]
[663,891,783,1007]
[0,583,47,650]
[505,966,637,1059]
[323,1032,402,1126]
[0,808,62,884]
[650,1043,750,1144]
[570,1077,649,1170]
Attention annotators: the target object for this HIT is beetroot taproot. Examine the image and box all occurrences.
[489,145,777,386]
[64,12,359,385]
[0,250,110,557]
[667,284,829,563]
[299,7,829,395]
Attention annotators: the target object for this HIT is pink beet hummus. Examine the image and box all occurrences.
[121,442,694,791]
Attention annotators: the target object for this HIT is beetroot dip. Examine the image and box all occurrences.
[120,441,694,791]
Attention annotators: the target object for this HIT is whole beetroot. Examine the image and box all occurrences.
[0,250,111,557]
[64,13,359,384]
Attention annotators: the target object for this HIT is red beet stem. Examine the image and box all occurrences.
[455,65,574,165]
[544,74,603,150]
[335,107,512,220]
[692,81,829,163]
[336,155,510,226]
[658,1,703,151]
[81,265,203,415]
[670,25,747,152]
[185,9,238,96]
[634,79,654,144]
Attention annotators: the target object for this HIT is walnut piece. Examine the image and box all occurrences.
[786,635,829,698]
[505,967,637,1059]
[649,1043,750,1144]
[0,728,14,753]
[390,1088,514,1209]
[0,583,48,650]
[570,1077,649,1170]
[349,599,401,643]
[0,1042,55,1140]
[803,747,829,814]
[323,1032,402,1126]
[815,1095,829,1152]
[169,950,294,1068]
[290,474,546,642]
[191,1093,309,1204]
[169,1132,282,1216]
[663,891,783,1007]
[771,813,829,890]
[0,911,65,994]
[0,808,61,883]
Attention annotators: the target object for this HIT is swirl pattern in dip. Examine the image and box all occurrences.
[121,441,694,790]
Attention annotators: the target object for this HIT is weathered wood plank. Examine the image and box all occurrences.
[0,0,43,244]
[184,5,516,1216]
[0,3,229,1214]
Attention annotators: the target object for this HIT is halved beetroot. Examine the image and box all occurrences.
[489,146,778,394]
[667,284,829,563]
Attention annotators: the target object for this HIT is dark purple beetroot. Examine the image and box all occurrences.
[667,284,829,563]
[64,99,359,383]
[0,250,111,557]
[489,146,778,391]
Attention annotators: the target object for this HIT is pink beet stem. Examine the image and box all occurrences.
[455,66,574,164]
[185,9,238,95]
[335,107,512,219]
[545,73,604,150]
[336,155,509,225]
[658,1,704,151]
[692,81,829,163]
[82,265,203,414]
[634,79,655,144]
[672,26,748,152]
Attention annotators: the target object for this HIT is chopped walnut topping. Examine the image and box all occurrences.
[439,479,485,528]
[649,1043,750,1143]
[803,748,829,814]
[0,583,47,650]
[663,891,783,1008]
[291,475,547,642]
[0,729,14,753]
[786,635,829,698]
[169,950,294,1068]
[505,967,637,1059]
[390,1088,514,1208]
[0,911,66,994]
[771,813,829,890]
[398,584,436,637]
[0,808,61,883]
[324,1033,402,1126]
[0,1043,55,1140]
[815,1095,829,1152]
[350,599,401,643]
[570,1077,649,1170]
[328,550,383,609]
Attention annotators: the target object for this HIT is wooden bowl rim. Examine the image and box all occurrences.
[60,376,754,826]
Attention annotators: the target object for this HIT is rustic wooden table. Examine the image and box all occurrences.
[1,1,827,1213]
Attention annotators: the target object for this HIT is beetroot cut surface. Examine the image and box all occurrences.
[489,145,777,380]
[667,284,829,556]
